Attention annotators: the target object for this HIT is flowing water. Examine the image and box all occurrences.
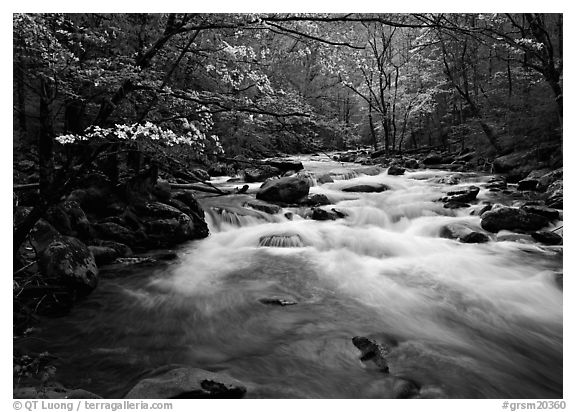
[23,156,563,398]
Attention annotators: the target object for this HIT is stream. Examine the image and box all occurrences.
[24,155,563,398]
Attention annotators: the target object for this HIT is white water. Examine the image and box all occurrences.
[30,157,562,398]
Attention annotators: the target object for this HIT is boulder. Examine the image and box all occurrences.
[443,186,480,203]
[300,194,331,207]
[263,159,304,173]
[316,174,334,184]
[544,180,563,209]
[93,222,140,246]
[243,166,281,183]
[311,208,340,221]
[88,246,119,266]
[145,214,197,245]
[520,205,560,221]
[90,240,132,258]
[387,165,405,175]
[352,336,390,373]
[342,184,390,193]
[531,231,562,245]
[125,367,247,399]
[256,173,311,203]
[403,158,419,169]
[517,169,550,191]
[38,236,98,295]
[480,207,550,233]
[172,191,206,219]
[135,202,184,220]
[536,168,562,192]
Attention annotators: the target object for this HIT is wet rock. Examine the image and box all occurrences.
[352,336,390,373]
[300,194,331,207]
[460,232,490,243]
[439,224,472,240]
[403,158,419,169]
[244,200,282,214]
[243,166,281,183]
[316,174,334,184]
[88,246,119,266]
[39,236,98,295]
[485,176,507,190]
[443,201,470,209]
[358,166,383,176]
[93,222,140,246]
[518,170,549,191]
[125,366,247,399]
[387,165,405,175]
[473,204,492,216]
[145,214,197,245]
[443,186,480,203]
[496,233,535,243]
[264,159,304,173]
[520,205,560,221]
[531,231,562,245]
[172,191,206,219]
[90,240,132,258]
[536,168,562,192]
[436,174,460,185]
[311,208,339,221]
[544,180,563,209]
[481,206,550,233]
[342,184,390,193]
[256,173,311,203]
[258,297,297,306]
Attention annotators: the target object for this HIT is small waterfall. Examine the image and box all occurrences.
[258,233,305,248]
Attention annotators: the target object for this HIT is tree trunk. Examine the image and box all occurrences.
[38,78,55,201]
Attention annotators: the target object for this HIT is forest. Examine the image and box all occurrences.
[14,13,563,400]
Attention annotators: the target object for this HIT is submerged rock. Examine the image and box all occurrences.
[352,336,390,373]
[531,231,562,245]
[387,165,405,175]
[316,174,334,184]
[460,232,490,243]
[311,208,341,221]
[443,186,480,203]
[258,234,304,248]
[481,206,549,233]
[258,297,298,306]
[244,200,282,215]
[125,367,247,399]
[342,184,390,193]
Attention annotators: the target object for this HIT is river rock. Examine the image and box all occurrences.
[359,166,383,176]
[480,206,549,233]
[258,297,297,306]
[439,224,472,240]
[485,176,507,190]
[460,232,490,243]
[436,174,460,185]
[88,246,119,266]
[531,231,562,245]
[536,168,562,192]
[544,180,563,209]
[14,384,101,399]
[259,234,304,248]
[93,222,140,246]
[38,236,98,295]
[443,186,480,203]
[342,184,390,193]
[264,159,304,173]
[403,158,419,169]
[352,336,390,373]
[145,214,197,245]
[517,170,549,191]
[135,202,183,220]
[243,166,281,183]
[387,165,405,175]
[244,200,282,214]
[300,193,331,207]
[316,174,334,184]
[90,240,132,257]
[311,208,340,221]
[496,233,535,243]
[520,205,560,221]
[443,201,470,209]
[125,366,247,399]
[256,173,311,203]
